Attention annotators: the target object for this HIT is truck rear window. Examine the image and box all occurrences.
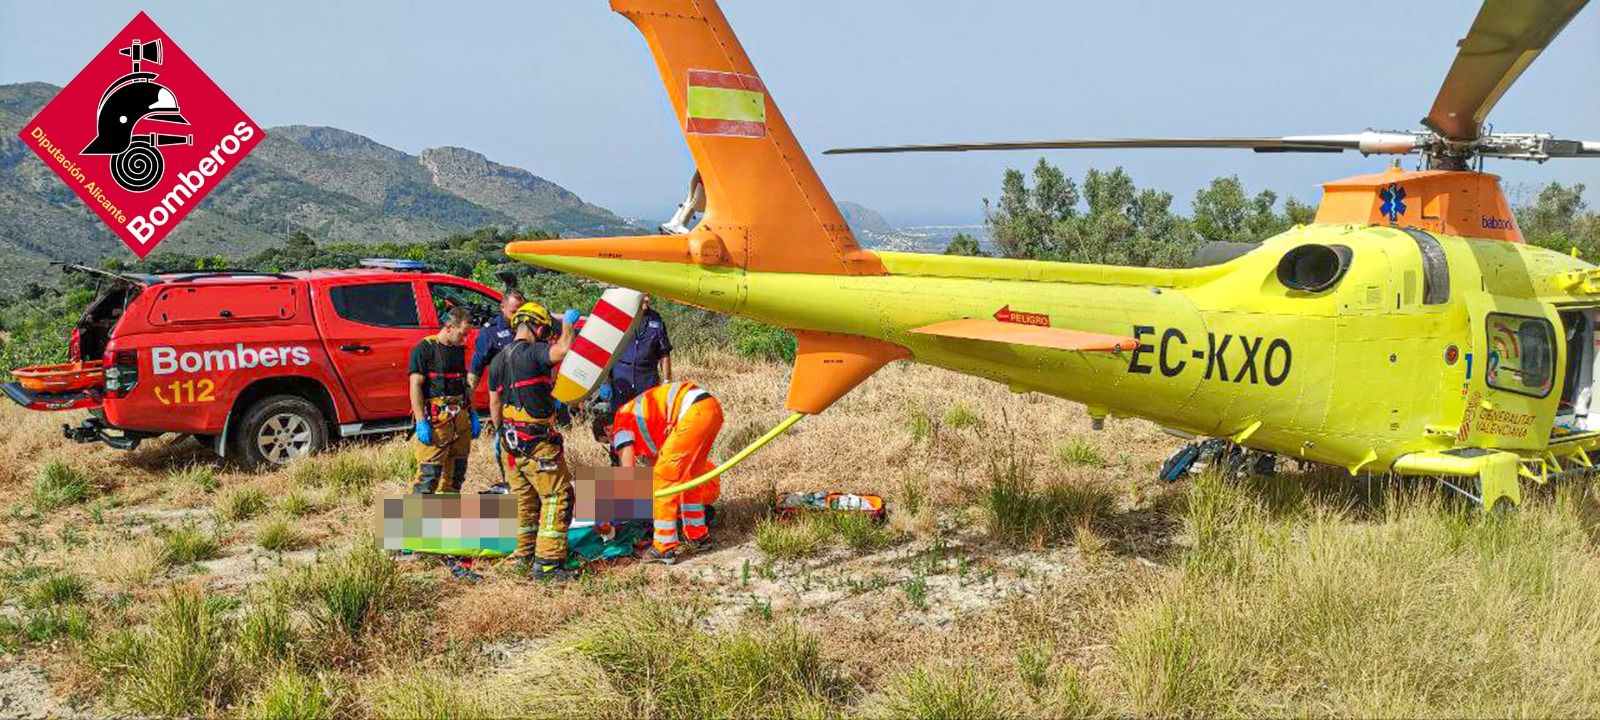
[330,282,421,328]
[147,283,298,326]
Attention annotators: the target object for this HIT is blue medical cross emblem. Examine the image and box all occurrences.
[1379,183,1407,223]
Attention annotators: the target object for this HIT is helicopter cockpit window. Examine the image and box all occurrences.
[1486,313,1555,398]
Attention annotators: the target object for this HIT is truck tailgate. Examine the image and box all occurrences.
[1,382,102,411]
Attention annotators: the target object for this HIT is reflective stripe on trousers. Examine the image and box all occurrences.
[653,519,679,547]
[539,493,567,540]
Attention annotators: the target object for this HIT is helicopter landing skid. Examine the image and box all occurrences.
[1158,438,1277,484]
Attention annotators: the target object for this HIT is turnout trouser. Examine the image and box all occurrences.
[651,397,723,553]
[509,438,575,564]
[413,405,472,493]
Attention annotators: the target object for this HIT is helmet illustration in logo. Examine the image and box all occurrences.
[79,39,193,193]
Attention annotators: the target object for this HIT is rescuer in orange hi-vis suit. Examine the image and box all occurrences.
[605,381,723,565]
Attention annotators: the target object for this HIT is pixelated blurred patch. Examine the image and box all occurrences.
[378,494,518,557]
[574,466,654,523]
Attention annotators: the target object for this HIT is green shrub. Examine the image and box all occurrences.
[236,600,296,667]
[943,402,983,429]
[94,589,233,717]
[728,318,796,363]
[24,571,89,608]
[902,572,928,610]
[982,450,1115,547]
[755,513,898,561]
[824,512,896,553]
[753,518,824,560]
[576,601,851,718]
[247,668,341,720]
[287,543,400,640]
[295,453,378,494]
[0,286,90,369]
[366,669,496,720]
[866,667,1019,719]
[906,410,936,441]
[1054,437,1107,468]
[218,486,269,521]
[898,474,926,516]
[1017,642,1053,692]
[171,464,218,493]
[1043,668,1102,720]
[278,489,321,517]
[257,519,308,553]
[32,459,91,511]
[159,521,221,566]
[0,606,92,650]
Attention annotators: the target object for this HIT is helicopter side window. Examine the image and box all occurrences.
[1485,313,1555,398]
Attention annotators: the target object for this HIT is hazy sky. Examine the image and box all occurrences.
[3,1,1596,225]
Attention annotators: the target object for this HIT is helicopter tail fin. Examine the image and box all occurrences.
[602,0,882,276]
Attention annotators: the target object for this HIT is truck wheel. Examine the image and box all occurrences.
[233,395,328,469]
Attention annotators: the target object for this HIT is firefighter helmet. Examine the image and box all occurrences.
[82,79,190,157]
[510,301,553,331]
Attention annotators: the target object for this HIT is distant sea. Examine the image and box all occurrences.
[857,224,998,255]
[618,213,999,256]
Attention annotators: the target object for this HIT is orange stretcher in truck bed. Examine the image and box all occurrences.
[11,360,103,393]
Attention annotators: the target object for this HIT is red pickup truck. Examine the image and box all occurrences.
[4,262,503,468]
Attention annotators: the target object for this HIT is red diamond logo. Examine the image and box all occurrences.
[16,12,263,258]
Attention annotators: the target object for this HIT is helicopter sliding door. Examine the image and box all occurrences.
[1556,308,1600,433]
[1461,308,1559,450]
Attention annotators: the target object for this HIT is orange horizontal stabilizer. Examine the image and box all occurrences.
[909,319,1139,352]
[506,234,691,264]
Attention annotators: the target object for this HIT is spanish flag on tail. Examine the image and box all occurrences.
[685,70,766,138]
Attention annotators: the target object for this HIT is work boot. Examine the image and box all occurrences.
[639,546,678,565]
[444,558,483,581]
[532,561,578,582]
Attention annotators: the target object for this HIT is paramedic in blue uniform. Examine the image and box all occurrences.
[610,294,673,407]
[468,287,526,393]
[468,287,524,492]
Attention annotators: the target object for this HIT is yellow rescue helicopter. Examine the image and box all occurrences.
[509,0,1598,509]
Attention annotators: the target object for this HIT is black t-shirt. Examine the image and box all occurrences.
[488,339,556,419]
[408,337,468,399]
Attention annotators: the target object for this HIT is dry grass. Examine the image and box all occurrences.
[217,485,269,521]
[76,535,166,591]
[7,349,1600,718]
[1113,474,1600,717]
[754,512,899,560]
[434,579,593,643]
[256,518,309,552]
[31,458,93,511]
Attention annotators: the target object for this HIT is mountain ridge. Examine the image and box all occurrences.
[0,82,635,284]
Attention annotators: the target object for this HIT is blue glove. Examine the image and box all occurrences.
[469,409,482,439]
[415,419,433,445]
[563,308,582,327]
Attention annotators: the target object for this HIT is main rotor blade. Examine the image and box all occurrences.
[825,134,1416,156]
[1425,0,1590,142]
